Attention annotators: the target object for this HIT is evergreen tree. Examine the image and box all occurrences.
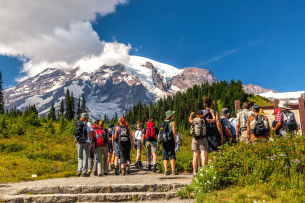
[70,92,75,119]
[65,89,72,120]
[81,94,86,113]
[60,99,64,117]
[76,96,81,119]
[48,103,56,121]
[103,114,109,124]
[0,71,4,114]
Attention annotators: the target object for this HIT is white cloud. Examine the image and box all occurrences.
[0,0,129,81]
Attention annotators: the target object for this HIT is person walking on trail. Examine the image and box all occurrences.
[159,110,178,175]
[229,117,237,143]
[112,123,121,175]
[134,123,144,169]
[202,97,224,151]
[236,102,252,143]
[189,110,209,176]
[88,120,99,175]
[74,113,93,177]
[274,101,299,137]
[220,108,233,144]
[142,119,159,171]
[107,124,115,171]
[94,120,109,176]
[113,118,134,175]
[247,104,270,142]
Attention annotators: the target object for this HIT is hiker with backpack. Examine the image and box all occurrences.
[88,120,99,175]
[220,108,233,144]
[112,123,121,175]
[229,117,238,143]
[113,118,133,175]
[247,104,270,142]
[74,113,93,177]
[189,110,209,176]
[107,124,115,171]
[93,120,109,176]
[236,102,252,143]
[274,101,298,137]
[159,110,178,175]
[202,97,224,151]
[175,128,182,153]
[141,119,159,171]
[134,123,144,169]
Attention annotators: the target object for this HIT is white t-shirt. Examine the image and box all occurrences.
[134,129,143,140]
[86,122,94,143]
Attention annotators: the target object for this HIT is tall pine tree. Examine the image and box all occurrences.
[65,89,71,120]
[48,102,56,121]
[60,99,64,116]
[81,94,86,113]
[76,96,81,119]
[0,71,4,114]
[70,92,75,119]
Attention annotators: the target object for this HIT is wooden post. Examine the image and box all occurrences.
[235,100,241,113]
[274,99,279,109]
[298,97,305,135]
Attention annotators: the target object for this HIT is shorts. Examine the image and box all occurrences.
[108,140,113,153]
[145,140,157,154]
[240,130,249,143]
[191,137,209,152]
[119,140,131,164]
[134,139,142,150]
[114,141,120,158]
[162,141,175,160]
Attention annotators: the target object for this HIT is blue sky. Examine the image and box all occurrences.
[1,0,305,91]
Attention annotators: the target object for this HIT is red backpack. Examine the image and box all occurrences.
[146,122,156,140]
[95,128,106,147]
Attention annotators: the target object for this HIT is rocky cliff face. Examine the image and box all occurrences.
[4,56,216,118]
[242,84,277,95]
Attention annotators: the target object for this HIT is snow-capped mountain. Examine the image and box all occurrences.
[259,91,305,104]
[4,56,216,118]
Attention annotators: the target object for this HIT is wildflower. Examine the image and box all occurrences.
[292,159,300,164]
[213,176,216,180]
[207,181,211,184]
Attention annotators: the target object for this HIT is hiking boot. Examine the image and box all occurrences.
[121,168,126,176]
[93,172,98,176]
[115,167,120,175]
[135,161,139,169]
[87,169,92,175]
[111,164,115,171]
[152,164,157,172]
[98,174,103,177]
[172,170,178,175]
[82,173,90,177]
[126,166,131,175]
[76,172,81,177]
[147,164,152,170]
[103,172,109,176]
[139,161,143,168]
[165,171,170,176]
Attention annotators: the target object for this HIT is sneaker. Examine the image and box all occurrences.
[126,167,131,175]
[139,161,143,168]
[82,173,90,177]
[110,164,115,170]
[76,172,81,177]
[115,167,120,175]
[193,172,198,177]
[152,164,157,172]
[172,170,178,175]
[93,172,98,176]
[87,169,92,175]
[98,174,103,177]
[121,168,126,176]
[103,172,109,176]
[165,171,170,176]
[135,161,139,169]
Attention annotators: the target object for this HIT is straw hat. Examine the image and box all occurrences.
[278,100,291,109]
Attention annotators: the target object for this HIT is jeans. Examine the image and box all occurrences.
[95,146,108,175]
[77,142,90,174]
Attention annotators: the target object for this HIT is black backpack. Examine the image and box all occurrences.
[250,114,269,136]
[74,121,88,143]
[282,110,297,131]
[158,121,172,144]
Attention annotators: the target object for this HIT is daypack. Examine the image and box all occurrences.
[135,129,143,140]
[108,127,113,141]
[95,128,106,147]
[74,121,88,143]
[202,109,217,128]
[146,122,156,140]
[229,118,237,136]
[250,114,270,136]
[158,121,173,144]
[220,118,230,140]
[118,126,129,142]
[190,117,206,138]
[282,110,297,131]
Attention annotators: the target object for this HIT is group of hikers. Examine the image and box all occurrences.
[74,97,299,177]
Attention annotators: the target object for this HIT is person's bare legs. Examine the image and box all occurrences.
[152,153,157,165]
[193,150,200,174]
[136,149,141,162]
[170,158,175,171]
[201,150,208,167]
[163,160,168,171]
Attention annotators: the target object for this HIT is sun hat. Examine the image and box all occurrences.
[259,109,267,116]
[165,110,175,119]
[221,108,230,116]
[81,112,89,118]
[278,100,291,109]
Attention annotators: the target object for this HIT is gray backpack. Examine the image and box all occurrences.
[191,117,206,138]
[282,110,297,131]
[119,126,129,142]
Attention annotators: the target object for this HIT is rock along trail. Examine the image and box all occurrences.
[0,164,193,203]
